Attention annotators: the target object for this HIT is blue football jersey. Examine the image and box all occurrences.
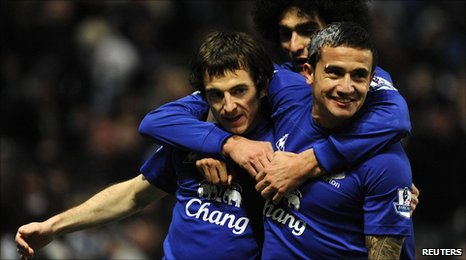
[140,119,273,259]
[262,67,414,259]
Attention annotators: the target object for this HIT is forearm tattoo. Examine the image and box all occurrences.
[365,235,405,259]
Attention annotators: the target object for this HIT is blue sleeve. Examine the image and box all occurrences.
[267,68,312,123]
[269,67,412,173]
[140,145,177,194]
[363,143,412,237]
[313,67,412,173]
[138,91,232,155]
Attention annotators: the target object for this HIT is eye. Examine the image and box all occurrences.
[206,90,223,101]
[296,22,319,38]
[351,70,370,82]
[279,27,292,42]
[231,86,248,96]
[325,67,344,78]
[296,24,319,37]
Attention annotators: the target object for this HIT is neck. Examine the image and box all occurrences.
[311,105,347,130]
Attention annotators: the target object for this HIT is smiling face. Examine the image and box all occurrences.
[303,45,374,129]
[204,69,265,135]
[278,6,326,74]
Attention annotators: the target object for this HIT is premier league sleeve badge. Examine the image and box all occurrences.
[393,187,411,219]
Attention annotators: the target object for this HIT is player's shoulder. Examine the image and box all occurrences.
[361,143,410,173]
[272,65,305,82]
[371,66,397,91]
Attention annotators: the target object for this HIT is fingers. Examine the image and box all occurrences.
[196,158,230,185]
[17,247,33,260]
[410,183,420,216]
[271,192,283,204]
[16,232,34,259]
[411,183,420,197]
[245,144,273,178]
[255,171,264,182]
[260,186,278,201]
[255,178,267,192]
[255,178,279,201]
[410,195,418,216]
[244,164,258,178]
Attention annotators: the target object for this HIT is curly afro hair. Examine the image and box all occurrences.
[252,0,371,46]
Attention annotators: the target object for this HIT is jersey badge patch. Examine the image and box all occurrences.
[275,134,289,151]
[393,187,411,219]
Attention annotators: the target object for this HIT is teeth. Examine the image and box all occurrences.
[336,98,351,102]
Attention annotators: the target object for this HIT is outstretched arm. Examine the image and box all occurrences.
[16,174,166,259]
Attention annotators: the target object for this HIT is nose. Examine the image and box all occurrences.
[223,93,237,113]
[289,32,306,54]
[338,74,354,94]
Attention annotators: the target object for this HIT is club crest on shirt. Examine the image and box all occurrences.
[393,187,411,219]
[275,133,288,151]
[370,75,396,91]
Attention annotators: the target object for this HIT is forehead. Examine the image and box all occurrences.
[279,6,324,27]
[204,69,254,90]
[319,46,373,70]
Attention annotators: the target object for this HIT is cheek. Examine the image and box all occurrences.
[281,42,291,51]
[247,100,260,117]
[210,103,223,116]
[298,36,311,47]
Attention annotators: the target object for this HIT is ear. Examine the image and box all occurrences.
[370,70,376,82]
[302,63,314,85]
[259,82,268,99]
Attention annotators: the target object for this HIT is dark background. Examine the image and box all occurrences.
[1,1,464,259]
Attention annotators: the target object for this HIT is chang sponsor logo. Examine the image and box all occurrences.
[185,198,249,234]
[188,181,248,234]
[197,181,243,207]
[263,191,306,236]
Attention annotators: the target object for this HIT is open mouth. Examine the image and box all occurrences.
[224,115,243,123]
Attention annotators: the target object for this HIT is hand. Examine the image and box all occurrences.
[410,183,420,216]
[222,136,273,178]
[16,222,55,260]
[196,158,232,185]
[255,150,320,203]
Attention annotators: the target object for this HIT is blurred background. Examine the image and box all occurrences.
[1,0,464,259]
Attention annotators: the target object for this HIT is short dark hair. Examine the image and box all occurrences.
[252,0,371,46]
[189,31,274,96]
[307,22,378,72]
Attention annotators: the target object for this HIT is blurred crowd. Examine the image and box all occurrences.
[1,1,464,259]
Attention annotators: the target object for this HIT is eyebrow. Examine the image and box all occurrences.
[205,88,220,95]
[205,83,249,94]
[279,21,320,31]
[324,65,370,76]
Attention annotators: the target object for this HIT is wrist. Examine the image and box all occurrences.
[222,135,241,156]
[301,149,324,179]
